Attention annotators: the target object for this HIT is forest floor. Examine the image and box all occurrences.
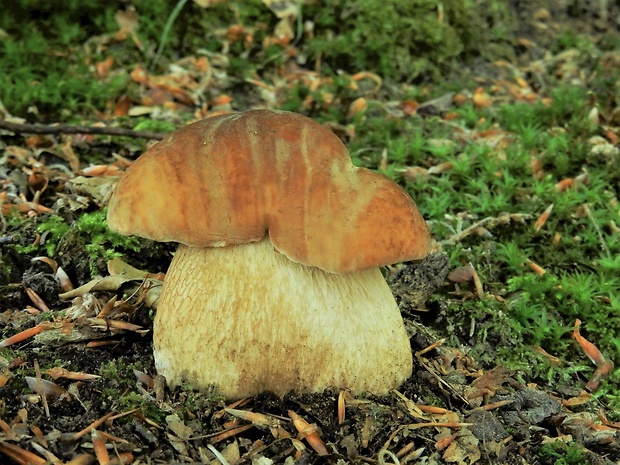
[1,1,620,464]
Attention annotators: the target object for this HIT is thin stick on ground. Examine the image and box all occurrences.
[62,412,115,441]
[0,120,166,140]
[582,204,611,258]
[440,213,531,246]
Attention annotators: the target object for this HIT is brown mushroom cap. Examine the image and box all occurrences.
[107,109,431,273]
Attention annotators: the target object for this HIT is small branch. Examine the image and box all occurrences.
[582,203,611,258]
[0,120,166,140]
[440,213,531,246]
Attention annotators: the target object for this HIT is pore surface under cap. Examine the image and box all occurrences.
[107,110,431,273]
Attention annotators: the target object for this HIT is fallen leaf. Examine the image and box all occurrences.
[534,204,554,232]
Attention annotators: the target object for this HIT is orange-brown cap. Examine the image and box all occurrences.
[107,110,432,273]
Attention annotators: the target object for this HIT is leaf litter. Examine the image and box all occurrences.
[1,1,620,464]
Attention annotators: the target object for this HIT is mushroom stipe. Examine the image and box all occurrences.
[156,239,412,398]
[107,109,433,398]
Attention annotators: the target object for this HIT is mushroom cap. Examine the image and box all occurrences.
[107,109,432,273]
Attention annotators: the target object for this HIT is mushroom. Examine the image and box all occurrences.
[107,109,433,398]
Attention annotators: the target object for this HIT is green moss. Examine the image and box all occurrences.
[9,210,142,279]
[99,361,120,380]
[98,360,165,422]
[0,1,171,117]
[537,441,591,465]
[67,210,141,277]
[133,119,176,133]
[38,216,72,256]
[303,0,515,82]
[0,0,278,118]
[118,391,165,422]
[76,210,141,256]
[11,215,70,256]
[336,73,617,398]
[0,31,127,118]
[0,0,518,117]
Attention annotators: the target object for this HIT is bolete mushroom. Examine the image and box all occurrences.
[107,109,433,398]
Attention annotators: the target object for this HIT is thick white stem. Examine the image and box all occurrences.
[154,239,412,398]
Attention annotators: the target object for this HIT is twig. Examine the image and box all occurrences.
[0,97,13,118]
[0,120,166,140]
[582,204,611,258]
[62,412,115,441]
[440,213,531,246]
[34,360,50,419]
[0,443,47,465]
[0,323,47,348]
[151,0,189,70]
